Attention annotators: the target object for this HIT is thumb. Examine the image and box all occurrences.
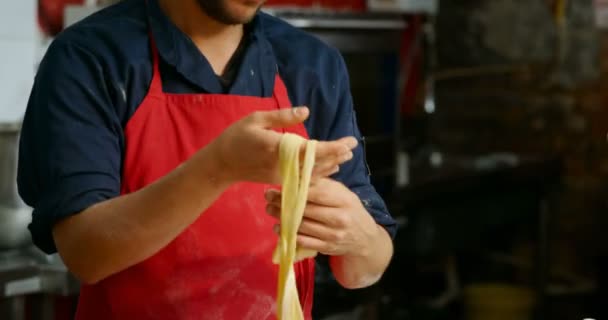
[248,106,309,128]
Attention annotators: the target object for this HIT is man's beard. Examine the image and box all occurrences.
[195,0,260,25]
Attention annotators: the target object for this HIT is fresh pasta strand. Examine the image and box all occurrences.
[273,133,318,320]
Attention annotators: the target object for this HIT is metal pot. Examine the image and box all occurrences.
[0,122,24,207]
[0,205,32,250]
[0,122,32,249]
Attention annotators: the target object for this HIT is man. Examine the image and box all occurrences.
[18,0,396,318]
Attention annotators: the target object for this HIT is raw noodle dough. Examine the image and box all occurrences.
[272,133,318,320]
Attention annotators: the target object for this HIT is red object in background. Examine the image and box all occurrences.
[399,16,424,116]
[265,0,366,11]
[265,0,314,7]
[52,295,78,320]
[23,295,78,320]
[38,0,84,37]
[320,0,366,11]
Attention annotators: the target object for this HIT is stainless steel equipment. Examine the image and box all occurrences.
[0,123,32,250]
[0,122,25,207]
[0,123,78,320]
[0,248,79,320]
[0,206,32,251]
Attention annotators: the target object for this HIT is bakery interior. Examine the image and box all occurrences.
[1,0,608,319]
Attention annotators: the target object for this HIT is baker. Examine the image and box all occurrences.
[17,0,396,318]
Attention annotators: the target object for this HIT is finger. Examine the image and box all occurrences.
[296,235,330,254]
[264,188,281,204]
[328,166,341,177]
[266,203,281,219]
[318,150,353,166]
[272,224,327,252]
[247,106,310,129]
[312,165,340,180]
[307,179,353,208]
[298,218,336,241]
[300,137,354,157]
[265,170,341,205]
[269,202,342,234]
[313,143,349,162]
[269,180,354,215]
[267,198,334,225]
[286,148,342,179]
[312,150,351,174]
[335,136,358,150]
[301,202,349,228]
[320,165,341,176]
[311,152,353,178]
[313,137,357,160]
[312,161,335,176]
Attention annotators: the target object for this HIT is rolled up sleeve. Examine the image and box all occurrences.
[325,51,398,239]
[18,37,122,254]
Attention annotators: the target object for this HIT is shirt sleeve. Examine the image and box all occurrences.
[18,37,123,254]
[327,51,398,239]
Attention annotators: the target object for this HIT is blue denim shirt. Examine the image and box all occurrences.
[18,0,396,254]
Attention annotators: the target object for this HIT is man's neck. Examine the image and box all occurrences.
[158,0,245,75]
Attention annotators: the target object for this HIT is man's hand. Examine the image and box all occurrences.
[265,178,378,257]
[264,178,393,289]
[209,107,357,185]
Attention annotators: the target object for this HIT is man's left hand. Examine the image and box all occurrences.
[264,178,381,258]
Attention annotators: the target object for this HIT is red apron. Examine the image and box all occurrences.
[74,24,315,320]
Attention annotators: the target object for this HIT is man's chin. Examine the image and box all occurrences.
[223,8,261,25]
[243,0,265,7]
[195,0,260,25]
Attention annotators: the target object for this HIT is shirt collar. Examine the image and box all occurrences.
[146,0,276,96]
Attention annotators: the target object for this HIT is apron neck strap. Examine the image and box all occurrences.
[145,0,164,94]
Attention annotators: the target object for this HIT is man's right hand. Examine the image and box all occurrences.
[208,106,358,185]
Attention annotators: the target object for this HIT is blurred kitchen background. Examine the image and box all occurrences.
[1,0,608,319]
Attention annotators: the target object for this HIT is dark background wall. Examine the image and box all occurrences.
[431,0,608,306]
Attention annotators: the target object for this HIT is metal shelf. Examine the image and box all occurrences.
[263,9,407,30]
[367,0,438,15]
[265,10,407,53]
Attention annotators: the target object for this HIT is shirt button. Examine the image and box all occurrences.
[250,69,255,77]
